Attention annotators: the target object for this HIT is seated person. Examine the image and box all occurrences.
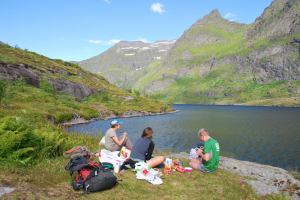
[130,127,164,168]
[189,128,220,172]
[104,119,132,152]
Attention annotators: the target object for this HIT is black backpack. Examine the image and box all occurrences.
[65,156,117,193]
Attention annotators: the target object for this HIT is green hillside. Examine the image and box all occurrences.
[80,1,300,107]
[0,42,172,166]
[133,8,300,106]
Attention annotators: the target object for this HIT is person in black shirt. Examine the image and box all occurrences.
[130,127,165,168]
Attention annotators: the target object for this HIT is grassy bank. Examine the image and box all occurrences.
[0,138,291,200]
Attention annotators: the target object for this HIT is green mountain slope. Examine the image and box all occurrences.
[147,8,300,105]
[0,43,171,120]
[79,0,300,106]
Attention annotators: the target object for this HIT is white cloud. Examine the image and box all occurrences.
[223,12,237,21]
[151,3,165,14]
[88,39,120,45]
[103,0,111,4]
[88,40,103,45]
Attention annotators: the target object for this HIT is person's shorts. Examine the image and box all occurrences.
[131,158,145,163]
[198,164,214,173]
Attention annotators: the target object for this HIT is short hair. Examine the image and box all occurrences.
[111,124,119,128]
[141,127,153,139]
[198,128,209,137]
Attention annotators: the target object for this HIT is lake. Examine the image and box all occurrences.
[67,104,300,170]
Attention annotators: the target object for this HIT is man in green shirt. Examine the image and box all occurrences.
[189,129,220,172]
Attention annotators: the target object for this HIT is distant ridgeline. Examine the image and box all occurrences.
[79,0,300,106]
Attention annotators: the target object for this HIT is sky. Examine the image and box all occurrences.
[0,0,273,61]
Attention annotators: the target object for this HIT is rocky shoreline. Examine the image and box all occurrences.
[61,110,179,127]
[171,152,300,199]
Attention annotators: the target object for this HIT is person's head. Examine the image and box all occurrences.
[141,127,153,139]
[110,119,122,129]
[198,128,210,142]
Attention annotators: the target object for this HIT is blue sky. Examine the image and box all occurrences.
[0,0,273,61]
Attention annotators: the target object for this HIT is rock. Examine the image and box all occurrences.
[61,117,91,126]
[0,187,15,197]
[292,193,300,200]
[122,96,135,101]
[50,78,100,100]
[0,63,102,100]
[145,79,175,93]
[246,0,300,40]
[170,152,300,198]
[220,156,299,196]
[0,63,40,87]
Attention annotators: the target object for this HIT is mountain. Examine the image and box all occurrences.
[79,40,175,88]
[246,0,300,40]
[0,43,171,124]
[79,0,300,106]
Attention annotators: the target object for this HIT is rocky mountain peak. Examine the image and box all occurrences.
[246,0,300,39]
[193,9,223,24]
[206,9,222,18]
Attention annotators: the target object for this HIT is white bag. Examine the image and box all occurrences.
[189,148,198,159]
[99,136,105,145]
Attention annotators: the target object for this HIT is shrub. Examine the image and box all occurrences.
[54,112,74,123]
[39,78,55,94]
[0,116,69,165]
[0,116,42,165]
[0,79,6,103]
[79,107,99,120]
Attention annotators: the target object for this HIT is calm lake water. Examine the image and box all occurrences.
[67,104,300,170]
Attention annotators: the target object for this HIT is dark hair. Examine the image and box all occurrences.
[141,127,153,139]
[111,124,119,128]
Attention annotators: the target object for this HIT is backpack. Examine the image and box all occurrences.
[65,152,117,193]
[63,146,91,159]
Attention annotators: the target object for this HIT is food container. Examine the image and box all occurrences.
[184,167,193,173]
[175,166,185,173]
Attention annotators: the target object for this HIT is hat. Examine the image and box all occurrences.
[110,119,123,126]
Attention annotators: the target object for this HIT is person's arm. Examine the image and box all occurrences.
[112,132,127,146]
[197,148,210,161]
[145,141,155,160]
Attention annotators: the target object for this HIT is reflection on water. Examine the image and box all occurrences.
[67,104,300,170]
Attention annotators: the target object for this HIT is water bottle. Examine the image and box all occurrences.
[114,160,121,174]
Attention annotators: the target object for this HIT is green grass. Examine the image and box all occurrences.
[0,151,291,200]
[149,64,300,106]
[188,27,247,62]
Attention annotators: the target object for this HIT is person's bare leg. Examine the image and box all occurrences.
[189,158,201,169]
[147,156,165,168]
